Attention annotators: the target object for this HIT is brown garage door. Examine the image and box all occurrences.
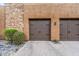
[29,18,51,41]
[60,18,79,41]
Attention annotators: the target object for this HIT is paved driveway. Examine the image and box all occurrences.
[14,41,79,56]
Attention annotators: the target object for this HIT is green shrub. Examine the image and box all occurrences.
[13,31,25,45]
[4,28,18,43]
[53,40,59,44]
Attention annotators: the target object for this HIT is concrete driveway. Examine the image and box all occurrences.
[14,41,79,56]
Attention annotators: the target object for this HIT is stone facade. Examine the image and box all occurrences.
[5,4,24,31]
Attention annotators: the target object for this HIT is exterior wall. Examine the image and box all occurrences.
[0,6,5,39]
[5,4,24,31]
[5,3,79,40]
[24,3,79,40]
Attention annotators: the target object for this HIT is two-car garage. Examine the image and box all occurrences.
[29,18,79,41]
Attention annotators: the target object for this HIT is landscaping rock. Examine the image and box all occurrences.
[0,40,23,56]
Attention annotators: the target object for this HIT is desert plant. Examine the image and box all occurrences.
[4,28,18,43]
[53,40,59,43]
[13,31,25,45]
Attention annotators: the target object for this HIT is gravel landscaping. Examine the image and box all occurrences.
[0,40,24,56]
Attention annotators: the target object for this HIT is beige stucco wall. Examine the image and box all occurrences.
[24,4,79,40]
[5,3,79,40]
[0,6,5,39]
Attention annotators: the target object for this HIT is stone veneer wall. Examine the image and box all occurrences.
[5,4,24,31]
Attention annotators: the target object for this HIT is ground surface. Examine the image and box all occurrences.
[0,40,23,56]
[14,41,79,56]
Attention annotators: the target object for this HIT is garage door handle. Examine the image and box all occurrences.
[76,34,79,35]
[60,34,63,35]
[76,24,79,25]
[68,31,71,33]
[38,31,41,33]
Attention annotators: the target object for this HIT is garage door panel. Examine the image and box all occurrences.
[60,19,79,41]
[30,35,49,41]
[60,20,68,40]
[69,20,79,41]
[30,19,50,41]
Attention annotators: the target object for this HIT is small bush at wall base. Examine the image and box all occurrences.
[13,31,25,45]
[53,40,59,43]
[4,28,18,43]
